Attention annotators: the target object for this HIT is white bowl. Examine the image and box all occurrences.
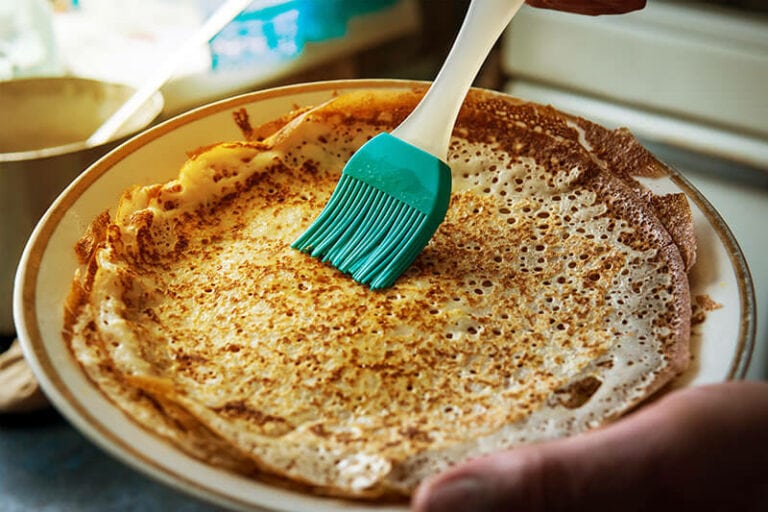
[13,79,755,511]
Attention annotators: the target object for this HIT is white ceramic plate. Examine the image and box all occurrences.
[13,80,755,511]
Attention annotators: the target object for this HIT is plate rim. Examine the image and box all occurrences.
[661,166,756,379]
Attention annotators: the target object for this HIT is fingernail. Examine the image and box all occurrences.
[423,476,490,512]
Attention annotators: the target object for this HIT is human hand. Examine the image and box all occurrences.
[412,380,768,512]
[525,0,646,15]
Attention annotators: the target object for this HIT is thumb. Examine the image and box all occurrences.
[411,424,656,512]
[412,389,683,512]
[411,382,768,512]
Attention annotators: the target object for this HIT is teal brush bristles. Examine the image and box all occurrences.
[292,133,451,289]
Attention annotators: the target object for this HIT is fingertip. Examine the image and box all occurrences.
[410,452,541,512]
[410,475,433,512]
[411,473,494,512]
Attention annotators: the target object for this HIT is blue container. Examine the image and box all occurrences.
[207,0,398,71]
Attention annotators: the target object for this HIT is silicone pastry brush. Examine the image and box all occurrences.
[292,0,525,288]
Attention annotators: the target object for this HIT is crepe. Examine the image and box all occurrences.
[63,87,695,499]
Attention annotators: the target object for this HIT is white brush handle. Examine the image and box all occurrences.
[86,0,253,147]
[392,0,525,160]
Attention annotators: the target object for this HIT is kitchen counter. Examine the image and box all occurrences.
[0,408,222,511]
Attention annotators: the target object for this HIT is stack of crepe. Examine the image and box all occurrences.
[63,87,695,499]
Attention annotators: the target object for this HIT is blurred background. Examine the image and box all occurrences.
[1,0,766,509]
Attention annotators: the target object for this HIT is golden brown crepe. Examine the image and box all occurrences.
[63,87,695,499]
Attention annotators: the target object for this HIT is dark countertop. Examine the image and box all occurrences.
[0,408,229,511]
